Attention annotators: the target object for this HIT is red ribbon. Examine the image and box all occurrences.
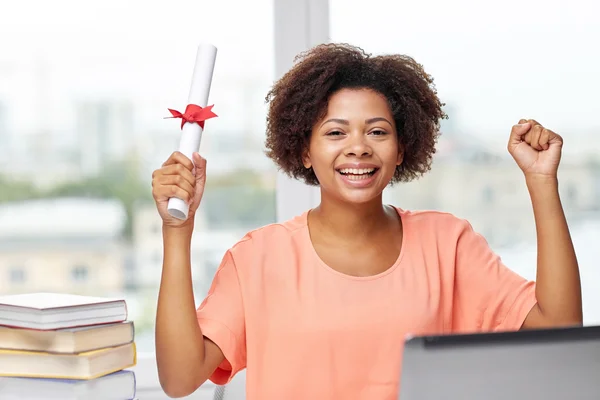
[165,104,217,129]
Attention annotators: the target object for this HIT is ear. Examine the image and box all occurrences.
[396,144,404,166]
[302,151,312,169]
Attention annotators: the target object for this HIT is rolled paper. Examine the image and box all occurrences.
[167,43,218,220]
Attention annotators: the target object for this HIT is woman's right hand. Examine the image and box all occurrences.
[152,151,207,228]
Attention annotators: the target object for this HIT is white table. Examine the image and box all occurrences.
[132,353,217,399]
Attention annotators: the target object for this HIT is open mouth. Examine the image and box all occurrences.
[336,167,379,181]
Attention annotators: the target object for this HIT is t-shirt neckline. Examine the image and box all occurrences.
[302,205,408,281]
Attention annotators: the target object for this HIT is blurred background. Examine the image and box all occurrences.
[0,0,598,361]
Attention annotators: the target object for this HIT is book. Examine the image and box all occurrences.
[0,342,136,380]
[0,321,134,353]
[0,369,136,399]
[0,292,127,330]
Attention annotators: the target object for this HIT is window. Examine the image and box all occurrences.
[8,0,597,397]
[0,0,276,361]
[330,0,600,325]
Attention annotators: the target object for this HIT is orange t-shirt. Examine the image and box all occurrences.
[196,208,537,399]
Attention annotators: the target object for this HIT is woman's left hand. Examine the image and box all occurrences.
[507,119,563,180]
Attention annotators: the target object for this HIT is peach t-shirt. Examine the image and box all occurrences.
[196,208,537,399]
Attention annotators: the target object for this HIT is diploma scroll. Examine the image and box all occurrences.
[167,43,218,220]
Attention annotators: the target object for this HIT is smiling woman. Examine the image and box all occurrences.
[152,36,582,399]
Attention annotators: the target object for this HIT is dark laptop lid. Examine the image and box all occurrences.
[399,325,600,400]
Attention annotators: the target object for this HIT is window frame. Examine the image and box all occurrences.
[274,0,329,223]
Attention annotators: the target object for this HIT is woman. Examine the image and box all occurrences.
[152,43,582,399]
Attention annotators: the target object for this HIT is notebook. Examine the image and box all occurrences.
[0,369,136,400]
[0,321,134,353]
[0,342,137,380]
[0,293,127,330]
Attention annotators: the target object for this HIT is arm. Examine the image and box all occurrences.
[151,151,226,397]
[155,224,225,398]
[521,176,583,328]
[507,119,583,329]
[452,120,583,333]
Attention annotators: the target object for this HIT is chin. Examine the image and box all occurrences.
[348,194,383,205]
[334,187,386,205]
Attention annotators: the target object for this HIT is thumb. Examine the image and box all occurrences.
[509,121,531,146]
[192,152,207,184]
[188,152,207,211]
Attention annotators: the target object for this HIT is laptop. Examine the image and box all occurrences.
[399,325,600,400]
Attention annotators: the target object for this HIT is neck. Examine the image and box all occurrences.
[311,192,392,241]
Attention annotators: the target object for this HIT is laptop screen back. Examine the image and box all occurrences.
[399,325,600,400]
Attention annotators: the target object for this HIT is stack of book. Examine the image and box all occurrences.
[0,292,137,400]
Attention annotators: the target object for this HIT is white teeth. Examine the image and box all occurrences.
[338,168,375,175]
[346,174,371,181]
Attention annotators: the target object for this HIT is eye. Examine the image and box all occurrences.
[326,130,344,136]
[370,130,387,136]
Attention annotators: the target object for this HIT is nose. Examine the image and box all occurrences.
[344,133,372,157]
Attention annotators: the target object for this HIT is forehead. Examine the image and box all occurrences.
[326,88,391,116]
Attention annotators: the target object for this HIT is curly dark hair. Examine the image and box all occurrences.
[264,43,447,186]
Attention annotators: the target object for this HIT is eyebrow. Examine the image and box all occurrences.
[320,117,393,128]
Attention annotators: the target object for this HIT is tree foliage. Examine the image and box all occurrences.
[0,161,275,238]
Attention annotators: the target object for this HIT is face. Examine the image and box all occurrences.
[304,88,403,204]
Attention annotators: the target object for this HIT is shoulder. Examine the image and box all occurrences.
[395,207,493,266]
[395,206,481,251]
[226,210,309,262]
[397,207,472,233]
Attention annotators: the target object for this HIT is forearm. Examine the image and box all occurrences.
[155,224,207,396]
[528,176,583,325]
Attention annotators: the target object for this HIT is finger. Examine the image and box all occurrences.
[539,128,551,150]
[156,164,196,187]
[162,151,194,171]
[528,124,543,150]
[158,175,195,199]
[153,184,193,204]
[548,131,563,146]
[509,121,532,143]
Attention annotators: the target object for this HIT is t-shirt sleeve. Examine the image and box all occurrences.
[196,250,246,385]
[452,220,538,333]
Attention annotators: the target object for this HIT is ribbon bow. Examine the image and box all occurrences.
[165,104,217,129]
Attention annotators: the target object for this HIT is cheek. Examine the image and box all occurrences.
[310,143,339,166]
[381,144,401,164]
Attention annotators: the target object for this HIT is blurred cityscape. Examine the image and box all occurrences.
[0,48,278,350]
